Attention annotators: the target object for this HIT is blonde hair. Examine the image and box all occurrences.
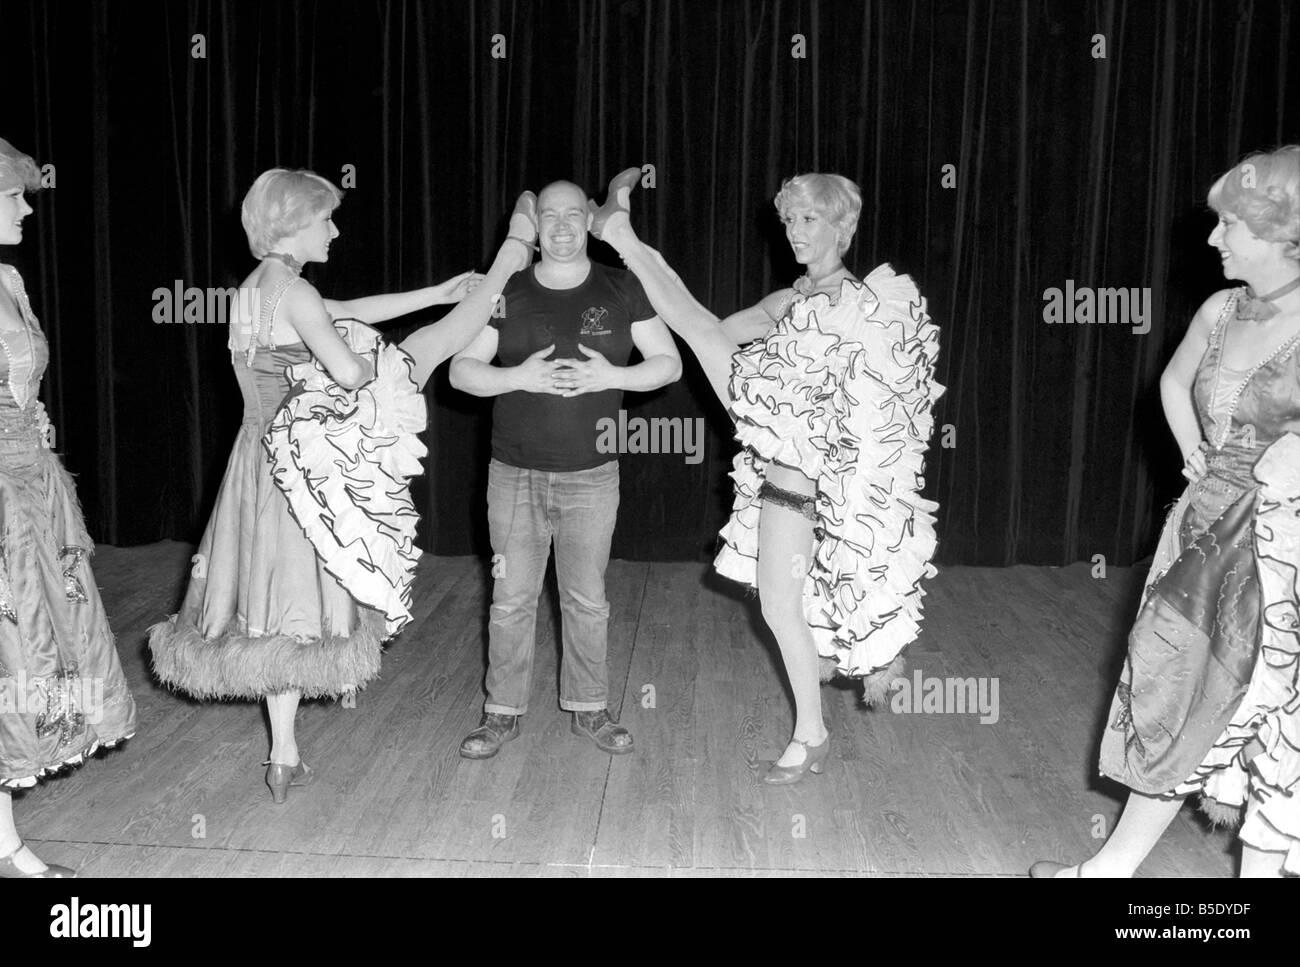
[0,137,41,193]
[1207,146,1300,259]
[240,168,343,258]
[774,173,862,255]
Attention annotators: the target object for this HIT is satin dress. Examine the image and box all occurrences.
[148,277,427,700]
[0,264,136,788]
[1100,288,1300,872]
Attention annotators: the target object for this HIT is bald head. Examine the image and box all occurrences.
[536,180,591,264]
[538,180,588,209]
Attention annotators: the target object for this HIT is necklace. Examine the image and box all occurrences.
[1235,276,1300,321]
[794,265,851,295]
[265,251,303,275]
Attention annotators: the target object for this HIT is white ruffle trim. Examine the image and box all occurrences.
[263,319,427,638]
[715,264,944,677]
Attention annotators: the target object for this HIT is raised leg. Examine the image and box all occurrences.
[401,220,534,389]
[601,215,738,410]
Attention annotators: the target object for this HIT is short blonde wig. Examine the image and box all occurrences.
[240,168,343,259]
[1207,145,1300,259]
[774,173,862,255]
[0,137,41,193]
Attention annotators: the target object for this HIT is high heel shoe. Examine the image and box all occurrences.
[264,759,313,804]
[587,166,641,240]
[0,841,76,878]
[762,732,831,785]
[507,190,538,245]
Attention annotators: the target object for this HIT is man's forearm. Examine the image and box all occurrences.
[610,354,681,392]
[450,358,521,397]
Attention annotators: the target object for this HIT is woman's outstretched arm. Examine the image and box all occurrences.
[322,272,480,324]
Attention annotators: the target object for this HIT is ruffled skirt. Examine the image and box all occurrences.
[714,264,944,685]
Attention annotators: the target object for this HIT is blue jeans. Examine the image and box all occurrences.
[484,458,620,715]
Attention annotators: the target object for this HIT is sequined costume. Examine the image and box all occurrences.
[714,264,944,686]
[1100,290,1300,873]
[0,264,136,789]
[148,278,427,700]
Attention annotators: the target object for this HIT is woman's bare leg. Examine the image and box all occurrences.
[1058,791,1184,877]
[601,214,738,408]
[756,465,827,766]
[266,690,302,765]
[401,231,533,389]
[0,788,48,873]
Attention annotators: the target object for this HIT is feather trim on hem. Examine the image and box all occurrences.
[147,608,386,702]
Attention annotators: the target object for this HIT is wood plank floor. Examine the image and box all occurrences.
[14,542,1238,877]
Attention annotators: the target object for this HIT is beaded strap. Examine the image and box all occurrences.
[240,276,303,365]
[0,264,43,411]
[1208,288,1300,450]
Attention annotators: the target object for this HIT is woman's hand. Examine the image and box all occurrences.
[1181,441,1209,483]
[431,270,482,304]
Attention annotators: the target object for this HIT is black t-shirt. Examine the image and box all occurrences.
[489,261,655,471]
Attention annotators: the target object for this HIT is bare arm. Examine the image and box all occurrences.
[279,282,374,389]
[719,288,793,345]
[449,327,567,398]
[1160,289,1229,462]
[618,316,681,391]
[555,316,682,397]
[322,271,476,324]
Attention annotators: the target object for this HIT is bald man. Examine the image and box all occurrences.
[450,181,681,758]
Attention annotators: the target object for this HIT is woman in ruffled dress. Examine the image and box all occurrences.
[148,168,534,802]
[0,137,136,876]
[585,170,943,783]
[1033,146,1300,878]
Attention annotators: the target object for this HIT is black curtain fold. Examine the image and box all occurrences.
[2,0,1297,566]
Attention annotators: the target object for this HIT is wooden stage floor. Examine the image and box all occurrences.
[16,542,1238,877]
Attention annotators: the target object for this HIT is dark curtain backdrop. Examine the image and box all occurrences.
[2,0,1298,565]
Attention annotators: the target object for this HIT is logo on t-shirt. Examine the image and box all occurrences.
[580,306,612,336]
